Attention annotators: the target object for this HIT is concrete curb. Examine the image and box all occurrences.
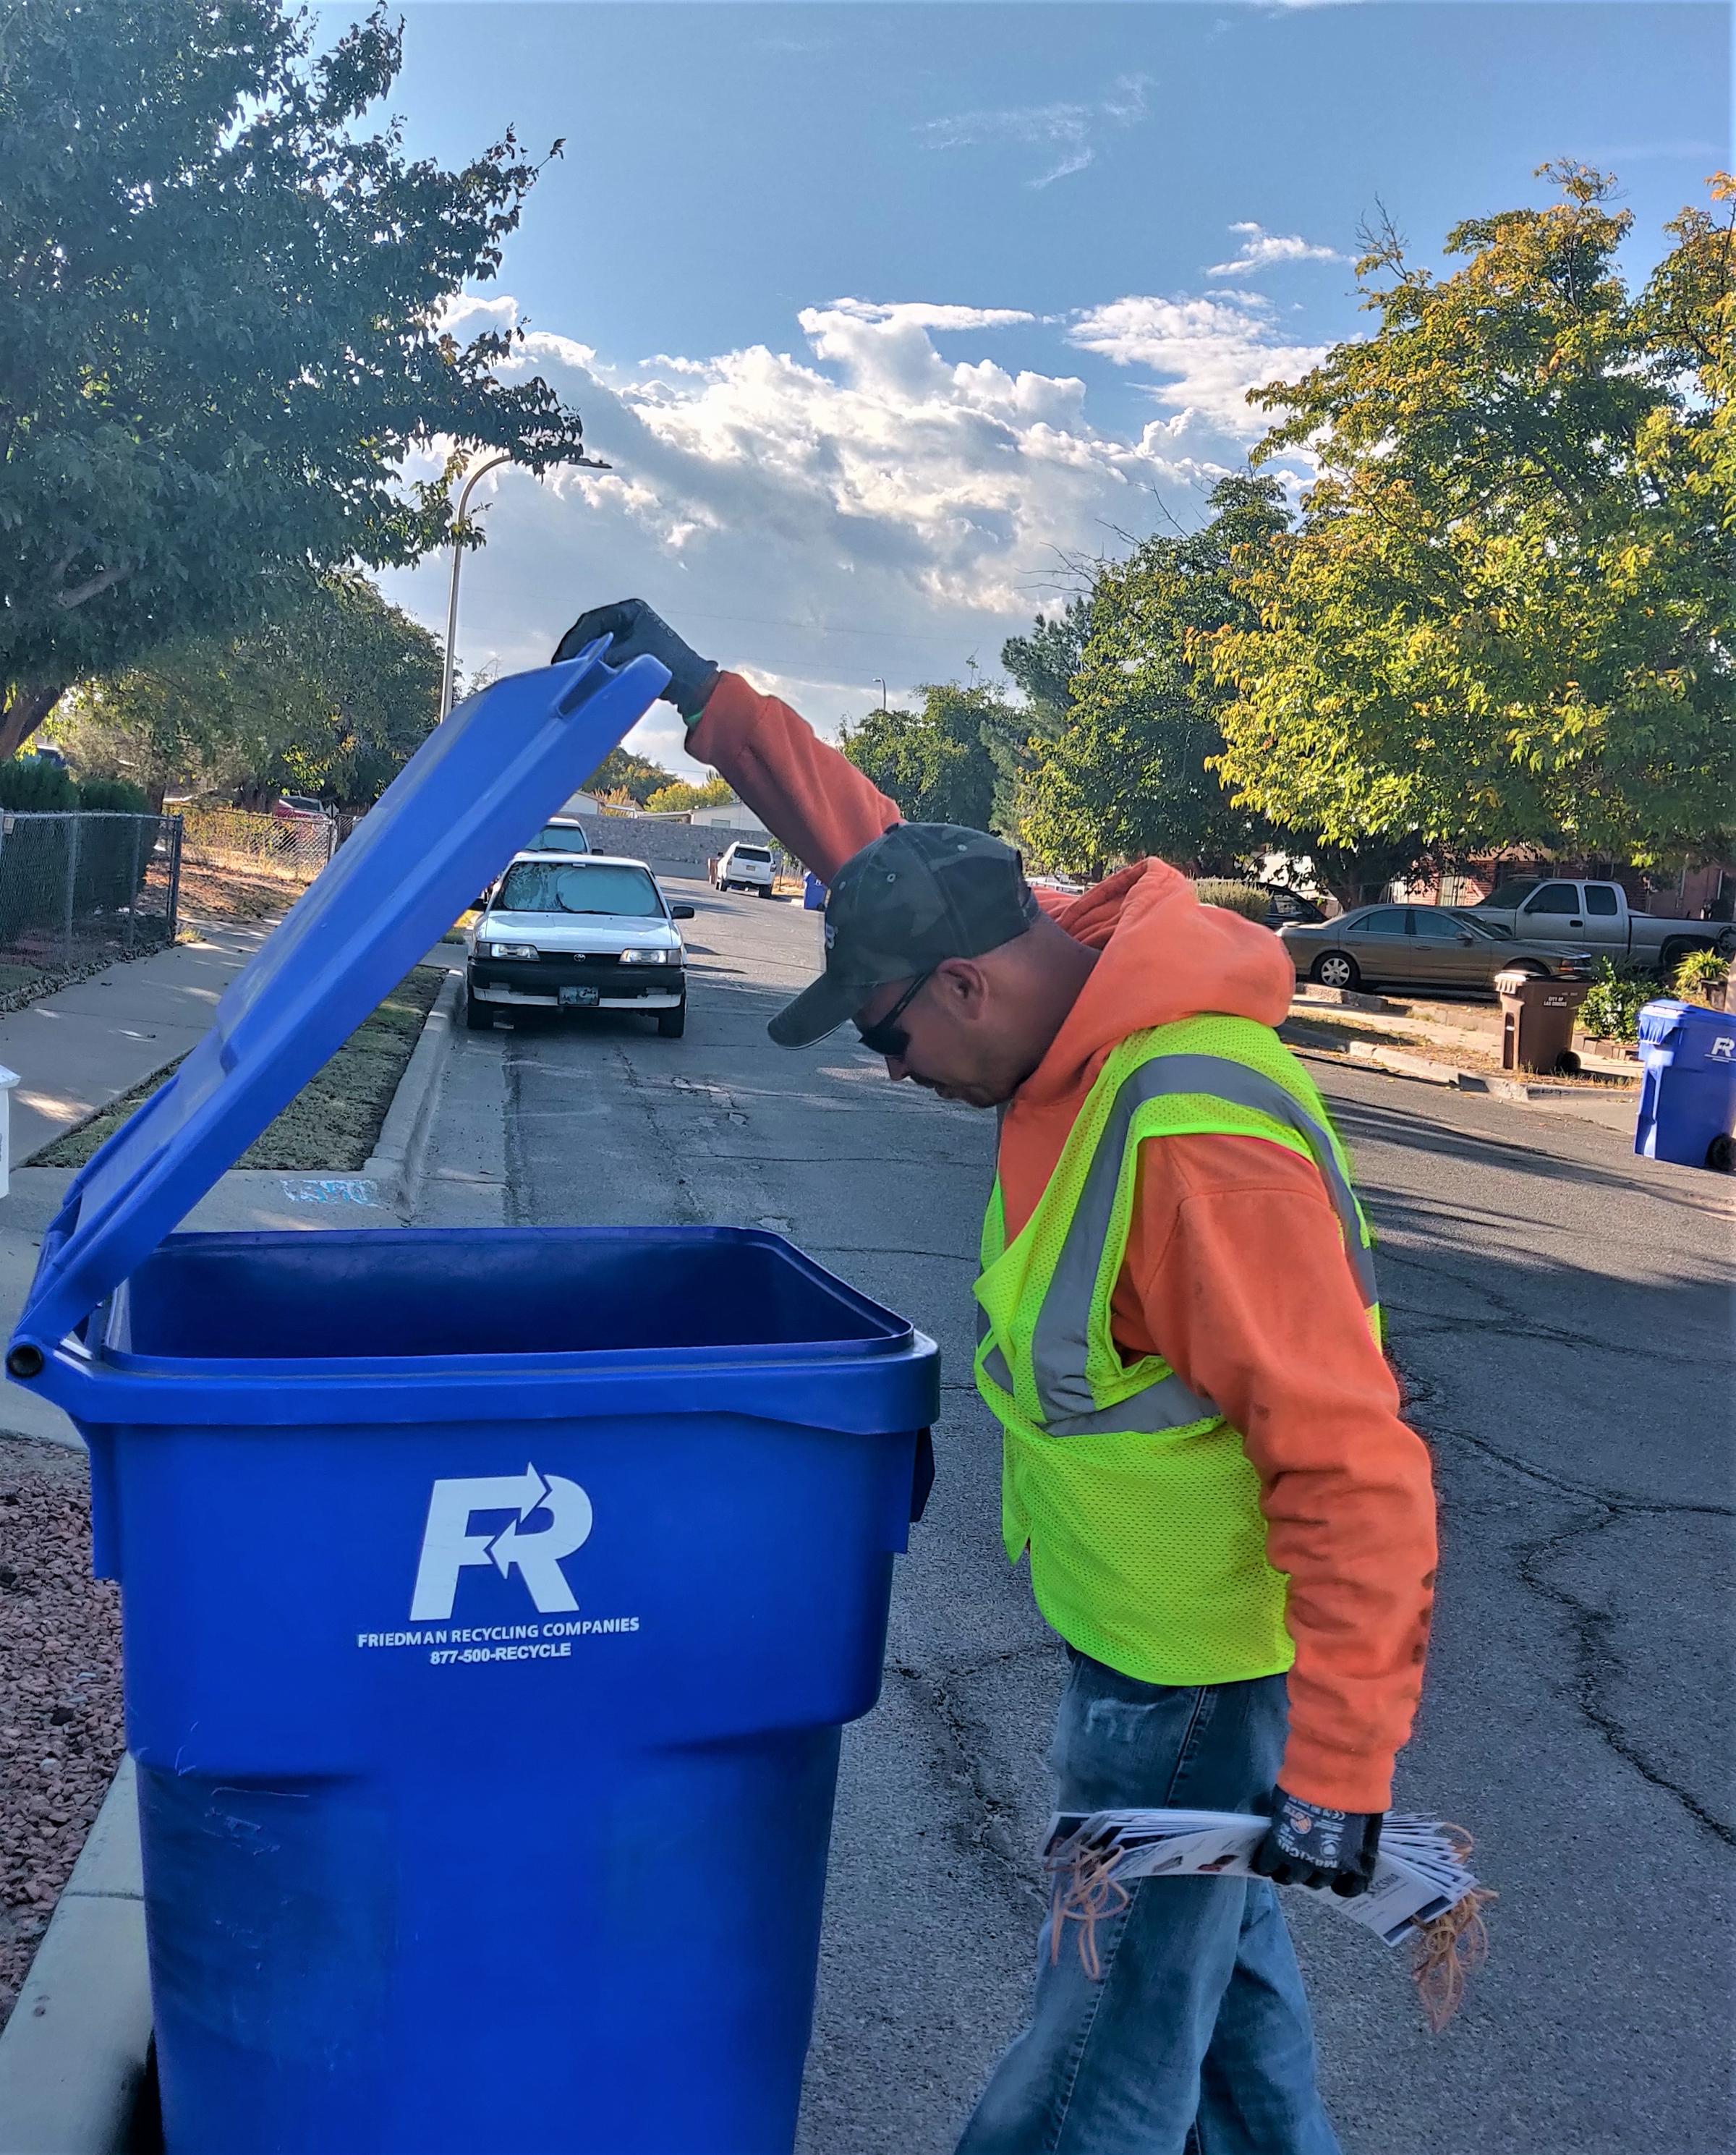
[1345,1037,1640,1104]
[0,1758,149,2155]
[362,966,461,1215]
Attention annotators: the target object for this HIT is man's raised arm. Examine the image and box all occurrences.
[553,600,900,883]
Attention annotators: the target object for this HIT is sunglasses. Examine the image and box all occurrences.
[856,971,933,1058]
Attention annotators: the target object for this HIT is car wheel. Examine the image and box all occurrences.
[1311,952,1360,991]
[758,884,773,898]
[463,985,493,1031]
[657,998,687,1039]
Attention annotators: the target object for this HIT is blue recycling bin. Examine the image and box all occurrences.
[1634,998,1736,1171]
[7,648,938,2155]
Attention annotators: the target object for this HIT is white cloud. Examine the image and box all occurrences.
[919,74,1152,188]
[1207,223,1348,278]
[1068,292,1327,439]
[388,294,1241,778]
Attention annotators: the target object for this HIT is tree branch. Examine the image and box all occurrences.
[54,561,131,611]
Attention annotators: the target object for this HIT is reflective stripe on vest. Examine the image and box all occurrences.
[1028,1052,1375,1437]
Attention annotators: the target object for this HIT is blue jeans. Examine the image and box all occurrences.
[956,1654,1340,2155]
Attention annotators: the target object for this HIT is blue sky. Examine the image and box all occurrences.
[323,2,1732,776]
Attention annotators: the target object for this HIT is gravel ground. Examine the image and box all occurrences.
[0,1436,124,2033]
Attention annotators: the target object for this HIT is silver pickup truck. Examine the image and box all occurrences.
[1458,877,1736,974]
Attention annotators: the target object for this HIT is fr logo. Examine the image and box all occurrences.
[409,1465,593,1623]
[1710,1035,1735,1063]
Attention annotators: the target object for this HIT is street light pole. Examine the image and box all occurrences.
[438,446,614,721]
[873,677,888,713]
[439,454,509,721]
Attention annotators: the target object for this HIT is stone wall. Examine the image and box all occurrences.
[570,814,788,877]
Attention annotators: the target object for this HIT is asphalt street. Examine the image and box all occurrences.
[420,873,1735,2155]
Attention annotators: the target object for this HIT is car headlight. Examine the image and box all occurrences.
[619,947,673,965]
[489,943,538,960]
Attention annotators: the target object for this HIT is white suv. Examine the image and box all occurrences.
[712,841,777,898]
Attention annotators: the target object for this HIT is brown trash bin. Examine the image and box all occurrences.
[1495,969,1590,1075]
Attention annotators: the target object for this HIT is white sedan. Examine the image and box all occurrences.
[466,852,696,1038]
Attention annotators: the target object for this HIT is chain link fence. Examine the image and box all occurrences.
[0,812,182,1000]
[177,807,339,922]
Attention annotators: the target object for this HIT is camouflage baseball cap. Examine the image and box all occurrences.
[770,823,1039,1047]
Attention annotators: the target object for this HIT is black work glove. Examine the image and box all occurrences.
[1251,1790,1382,1899]
[551,599,720,722]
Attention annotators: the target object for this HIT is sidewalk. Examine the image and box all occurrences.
[0,919,461,1451]
[0,920,279,1450]
[0,919,273,1167]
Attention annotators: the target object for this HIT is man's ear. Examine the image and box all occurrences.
[933,956,990,1019]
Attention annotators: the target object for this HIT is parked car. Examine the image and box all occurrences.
[711,841,777,896]
[465,851,696,1037]
[1261,888,1326,932]
[1280,904,1595,995]
[271,792,330,825]
[1458,877,1736,974]
[527,816,591,856]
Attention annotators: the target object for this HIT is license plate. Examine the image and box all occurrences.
[559,985,600,1008]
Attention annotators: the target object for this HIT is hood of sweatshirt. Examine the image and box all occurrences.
[1016,859,1295,1112]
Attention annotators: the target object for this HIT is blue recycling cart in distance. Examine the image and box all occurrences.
[7,646,938,2155]
[1633,998,1736,1172]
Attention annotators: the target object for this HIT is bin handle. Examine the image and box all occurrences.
[911,1428,935,1525]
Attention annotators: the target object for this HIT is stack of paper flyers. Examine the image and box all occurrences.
[1042,1809,1494,2028]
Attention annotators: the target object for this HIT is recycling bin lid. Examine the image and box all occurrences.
[1637,996,1736,1065]
[12,642,669,1358]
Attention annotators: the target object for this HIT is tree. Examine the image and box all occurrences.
[1018,477,1290,877]
[61,573,443,807]
[1212,165,1736,873]
[995,600,1088,828]
[584,747,675,805]
[840,682,1016,830]
[0,1,590,757]
[1002,601,1090,732]
[643,775,735,815]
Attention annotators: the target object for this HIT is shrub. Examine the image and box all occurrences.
[1671,946,1730,1009]
[0,757,77,810]
[1191,880,1269,922]
[77,775,150,814]
[1579,957,1652,1042]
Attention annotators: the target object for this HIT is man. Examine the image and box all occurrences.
[556,601,1438,2155]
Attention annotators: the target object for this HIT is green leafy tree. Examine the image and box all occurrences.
[643,775,735,815]
[0,1,590,757]
[62,574,443,806]
[584,747,675,805]
[1212,165,1736,873]
[1002,601,1090,732]
[995,600,1089,828]
[840,683,1016,830]
[1018,476,1290,877]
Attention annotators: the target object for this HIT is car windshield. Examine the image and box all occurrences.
[534,824,590,854]
[1476,879,1543,909]
[495,862,664,918]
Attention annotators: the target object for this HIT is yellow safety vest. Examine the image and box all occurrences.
[974,1012,1379,1686]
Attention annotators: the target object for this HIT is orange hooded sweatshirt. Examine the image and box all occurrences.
[691,673,1437,1812]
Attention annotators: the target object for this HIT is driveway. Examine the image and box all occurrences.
[419,870,1734,2155]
